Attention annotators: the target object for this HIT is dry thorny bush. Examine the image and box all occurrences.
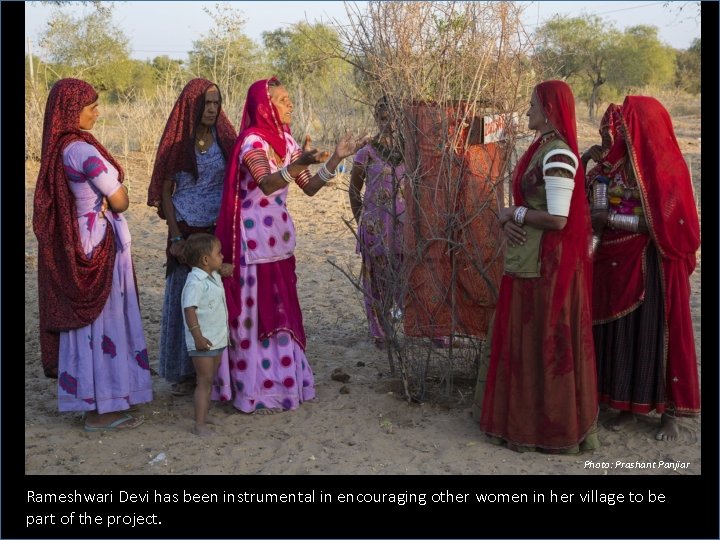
[329,1,538,404]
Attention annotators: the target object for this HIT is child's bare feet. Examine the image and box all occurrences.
[192,424,214,437]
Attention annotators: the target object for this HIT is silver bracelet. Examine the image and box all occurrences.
[513,206,528,226]
[609,212,639,232]
[279,166,294,184]
[592,181,608,210]
[317,162,337,183]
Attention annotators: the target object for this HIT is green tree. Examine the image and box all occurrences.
[675,38,701,94]
[607,25,676,92]
[534,16,620,119]
[263,22,345,88]
[38,7,135,97]
[187,4,266,110]
[263,22,357,140]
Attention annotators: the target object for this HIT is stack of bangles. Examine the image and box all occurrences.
[317,162,337,183]
[513,206,528,226]
[608,212,639,232]
[279,166,295,184]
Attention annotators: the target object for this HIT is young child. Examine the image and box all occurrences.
[181,233,233,436]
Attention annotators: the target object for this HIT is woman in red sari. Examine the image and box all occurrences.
[478,80,599,452]
[585,96,700,441]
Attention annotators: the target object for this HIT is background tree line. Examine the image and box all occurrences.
[25,2,701,162]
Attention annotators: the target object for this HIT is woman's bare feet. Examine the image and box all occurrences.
[192,424,214,437]
[655,413,680,441]
[609,411,636,432]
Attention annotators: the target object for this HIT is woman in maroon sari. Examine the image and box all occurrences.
[478,80,599,452]
[213,77,368,413]
[34,78,152,431]
[585,96,700,441]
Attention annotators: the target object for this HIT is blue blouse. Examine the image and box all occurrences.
[172,132,226,227]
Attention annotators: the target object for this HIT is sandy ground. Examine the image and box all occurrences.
[24,116,702,476]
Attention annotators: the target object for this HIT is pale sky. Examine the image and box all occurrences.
[25,1,701,61]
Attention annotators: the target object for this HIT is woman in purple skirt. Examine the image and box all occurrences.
[349,97,407,347]
[33,78,153,431]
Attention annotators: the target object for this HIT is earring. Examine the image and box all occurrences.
[545,117,548,125]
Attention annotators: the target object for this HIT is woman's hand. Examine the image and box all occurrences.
[219,263,234,277]
[582,145,605,167]
[334,133,372,160]
[169,238,186,262]
[503,221,526,247]
[591,209,609,234]
[499,206,516,226]
[293,136,330,166]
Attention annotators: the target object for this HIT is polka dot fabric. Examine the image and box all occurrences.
[212,263,315,412]
[239,134,298,265]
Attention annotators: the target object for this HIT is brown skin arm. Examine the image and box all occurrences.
[161,178,186,260]
[259,134,371,198]
[183,306,212,351]
[500,164,575,246]
[349,162,366,224]
[106,184,129,213]
[581,144,605,170]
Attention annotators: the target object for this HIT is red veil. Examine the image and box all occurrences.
[601,96,700,414]
[214,78,306,348]
[511,80,592,328]
[33,79,125,377]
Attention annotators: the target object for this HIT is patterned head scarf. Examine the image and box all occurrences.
[147,78,237,217]
[33,78,123,377]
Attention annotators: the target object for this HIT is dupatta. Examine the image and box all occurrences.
[33,78,124,377]
[511,80,592,326]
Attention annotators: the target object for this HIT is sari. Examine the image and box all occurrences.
[478,80,599,451]
[213,78,315,412]
[33,78,153,412]
[590,96,700,416]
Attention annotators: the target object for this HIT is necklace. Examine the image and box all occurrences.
[196,129,212,154]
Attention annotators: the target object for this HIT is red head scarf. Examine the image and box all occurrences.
[607,96,700,261]
[599,103,623,151]
[585,103,623,189]
[33,78,124,378]
[214,78,307,348]
[216,77,291,322]
[147,78,237,218]
[512,80,592,322]
[238,77,291,159]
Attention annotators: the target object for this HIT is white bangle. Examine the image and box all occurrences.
[513,206,528,225]
[279,166,294,184]
[317,162,337,183]
[544,175,574,217]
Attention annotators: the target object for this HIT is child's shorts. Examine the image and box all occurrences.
[188,346,226,358]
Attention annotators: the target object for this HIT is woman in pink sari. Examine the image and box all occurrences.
[214,77,369,413]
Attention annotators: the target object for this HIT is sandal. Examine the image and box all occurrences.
[84,414,144,432]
